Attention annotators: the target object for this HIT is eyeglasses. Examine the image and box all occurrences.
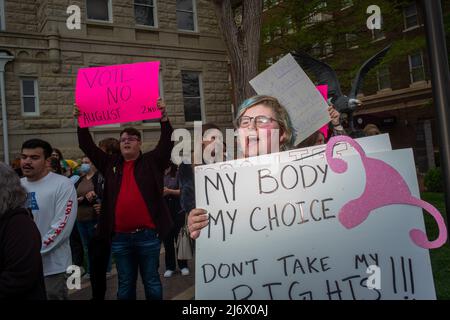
[237,115,279,128]
[120,136,140,143]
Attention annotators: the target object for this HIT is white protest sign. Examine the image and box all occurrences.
[196,133,392,173]
[250,53,330,145]
[194,148,436,300]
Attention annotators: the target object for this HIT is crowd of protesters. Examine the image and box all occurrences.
[0,94,384,300]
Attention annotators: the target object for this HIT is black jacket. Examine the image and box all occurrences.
[0,208,46,300]
[78,121,174,241]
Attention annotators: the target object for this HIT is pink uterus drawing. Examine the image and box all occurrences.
[325,135,447,249]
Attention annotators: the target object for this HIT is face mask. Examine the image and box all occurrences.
[80,163,91,174]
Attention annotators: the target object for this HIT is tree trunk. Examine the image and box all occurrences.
[212,0,263,110]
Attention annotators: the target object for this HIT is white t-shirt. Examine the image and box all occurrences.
[21,172,78,276]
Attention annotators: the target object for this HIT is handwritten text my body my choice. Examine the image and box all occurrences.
[202,162,336,242]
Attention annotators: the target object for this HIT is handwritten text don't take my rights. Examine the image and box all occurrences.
[202,163,335,242]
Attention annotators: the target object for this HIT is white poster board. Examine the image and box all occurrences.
[194,148,436,300]
[250,53,330,145]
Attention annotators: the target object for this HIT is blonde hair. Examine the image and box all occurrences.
[235,95,294,150]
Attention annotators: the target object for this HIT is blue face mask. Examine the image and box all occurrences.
[80,163,91,174]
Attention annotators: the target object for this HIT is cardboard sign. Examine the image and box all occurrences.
[250,54,330,145]
[75,61,160,127]
[194,145,437,300]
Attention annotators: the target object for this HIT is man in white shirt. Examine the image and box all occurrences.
[20,139,77,300]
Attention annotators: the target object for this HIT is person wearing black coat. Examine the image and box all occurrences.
[0,162,46,300]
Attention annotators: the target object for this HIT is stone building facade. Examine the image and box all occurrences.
[0,0,232,162]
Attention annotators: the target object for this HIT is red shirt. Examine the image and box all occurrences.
[114,160,155,232]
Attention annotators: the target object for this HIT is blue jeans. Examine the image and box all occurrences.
[111,229,162,300]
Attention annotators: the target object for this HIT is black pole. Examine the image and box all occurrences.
[421,0,450,243]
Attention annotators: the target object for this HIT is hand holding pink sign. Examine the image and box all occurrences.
[75,61,161,128]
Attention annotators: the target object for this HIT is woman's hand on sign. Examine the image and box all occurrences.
[188,208,209,240]
[73,104,81,118]
[328,105,341,126]
[157,98,168,122]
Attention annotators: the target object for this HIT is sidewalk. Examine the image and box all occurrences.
[68,249,195,300]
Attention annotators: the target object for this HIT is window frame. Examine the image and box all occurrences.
[176,0,198,32]
[181,70,205,123]
[403,2,419,31]
[86,0,113,23]
[134,0,158,28]
[376,66,391,91]
[0,0,5,31]
[408,52,425,83]
[20,78,40,116]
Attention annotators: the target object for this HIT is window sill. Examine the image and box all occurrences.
[86,20,114,28]
[376,88,393,94]
[409,80,428,88]
[178,29,199,36]
[371,36,386,43]
[135,25,159,32]
[340,5,353,11]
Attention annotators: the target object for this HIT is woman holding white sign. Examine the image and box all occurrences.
[188,95,344,239]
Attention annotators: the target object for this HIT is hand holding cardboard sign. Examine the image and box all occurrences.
[188,208,209,240]
[158,98,168,122]
[73,103,80,118]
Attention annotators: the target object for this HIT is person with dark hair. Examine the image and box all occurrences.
[49,157,63,175]
[75,156,103,280]
[20,139,78,300]
[51,148,71,177]
[162,162,189,277]
[99,138,120,155]
[0,162,46,300]
[10,156,23,178]
[74,99,174,300]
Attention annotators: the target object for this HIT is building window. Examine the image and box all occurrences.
[143,70,164,124]
[324,40,333,56]
[176,0,197,32]
[371,28,385,40]
[286,16,295,34]
[21,78,39,116]
[409,52,425,83]
[403,2,418,30]
[0,0,5,31]
[377,66,391,90]
[307,1,331,24]
[182,71,203,122]
[135,0,156,27]
[345,33,358,49]
[86,0,112,22]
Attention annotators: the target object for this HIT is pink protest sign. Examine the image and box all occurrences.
[75,61,160,128]
[316,85,329,139]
